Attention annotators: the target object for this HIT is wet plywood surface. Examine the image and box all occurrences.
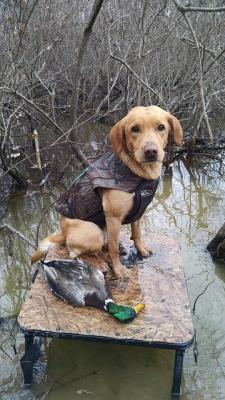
[18,233,194,347]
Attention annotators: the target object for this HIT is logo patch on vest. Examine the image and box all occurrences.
[140,189,153,197]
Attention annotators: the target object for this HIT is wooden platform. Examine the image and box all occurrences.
[18,232,194,349]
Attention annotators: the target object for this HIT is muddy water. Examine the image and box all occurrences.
[0,154,225,400]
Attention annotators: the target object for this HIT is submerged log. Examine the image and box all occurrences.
[207,223,225,262]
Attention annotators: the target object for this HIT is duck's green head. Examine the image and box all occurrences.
[106,302,144,323]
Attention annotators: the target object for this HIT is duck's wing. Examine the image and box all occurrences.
[42,259,112,310]
[42,264,86,306]
[43,260,90,283]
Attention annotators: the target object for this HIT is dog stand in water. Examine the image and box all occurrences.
[18,232,194,399]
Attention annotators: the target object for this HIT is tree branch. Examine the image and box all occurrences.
[0,224,37,250]
[171,4,214,141]
[110,53,167,109]
[0,86,90,167]
[173,0,225,13]
[0,86,64,136]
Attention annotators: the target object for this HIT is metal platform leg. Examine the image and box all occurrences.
[20,333,41,385]
[171,349,185,398]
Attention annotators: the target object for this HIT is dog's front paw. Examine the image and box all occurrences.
[136,244,153,258]
[113,262,130,280]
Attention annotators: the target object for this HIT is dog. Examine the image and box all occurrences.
[32,218,105,260]
[32,106,183,279]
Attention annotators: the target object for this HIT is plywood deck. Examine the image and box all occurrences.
[18,232,194,348]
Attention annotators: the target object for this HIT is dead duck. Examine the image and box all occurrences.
[40,259,144,323]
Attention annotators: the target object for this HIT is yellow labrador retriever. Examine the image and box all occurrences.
[32,106,183,279]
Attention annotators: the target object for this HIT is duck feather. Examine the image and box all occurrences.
[41,259,111,310]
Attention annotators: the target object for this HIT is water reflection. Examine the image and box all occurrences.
[0,155,225,399]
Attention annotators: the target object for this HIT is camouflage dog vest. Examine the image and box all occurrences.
[55,152,159,227]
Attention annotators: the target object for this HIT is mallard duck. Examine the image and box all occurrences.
[40,259,144,323]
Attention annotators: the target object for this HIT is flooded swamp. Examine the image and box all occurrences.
[0,148,225,400]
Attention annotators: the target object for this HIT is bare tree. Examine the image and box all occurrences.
[70,0,105,124]
[1,0,225,192]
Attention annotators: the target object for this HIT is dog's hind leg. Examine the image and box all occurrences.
[68,248,82,259]
[65,219,104,259]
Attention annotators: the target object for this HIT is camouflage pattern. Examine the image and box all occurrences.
[55,152,159,227]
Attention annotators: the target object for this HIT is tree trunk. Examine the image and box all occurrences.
[207,223,225,262]
[70,0,105,127]
[0,167,13,218]
[0,153,28,189]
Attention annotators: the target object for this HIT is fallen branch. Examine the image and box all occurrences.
[0,224,37,250]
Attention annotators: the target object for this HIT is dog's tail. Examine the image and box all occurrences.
[31,232,65,265]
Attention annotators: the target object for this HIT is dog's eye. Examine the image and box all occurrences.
[158,124,165,131]
[131,125,140,133]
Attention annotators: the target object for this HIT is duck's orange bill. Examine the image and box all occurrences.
[133,303,145,314]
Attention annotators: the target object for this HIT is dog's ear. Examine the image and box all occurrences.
[109,118,126,154]
[168,115,183,146]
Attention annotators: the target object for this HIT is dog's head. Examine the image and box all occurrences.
[109,106,183,178]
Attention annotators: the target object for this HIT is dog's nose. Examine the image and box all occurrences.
[144,144,158,161]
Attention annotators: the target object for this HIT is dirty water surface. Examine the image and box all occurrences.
[0,154,225,400]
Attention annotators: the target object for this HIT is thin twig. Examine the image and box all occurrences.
[35,202,57,247]
[0,346,13,360]
[40,370,99,399]
[0,110,95,180]
[0,86,64,136]
[192,280,214,313]
[110,53,167,109]
[0,224,37,250]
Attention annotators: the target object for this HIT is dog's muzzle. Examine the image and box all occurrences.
[143,144,158,162]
